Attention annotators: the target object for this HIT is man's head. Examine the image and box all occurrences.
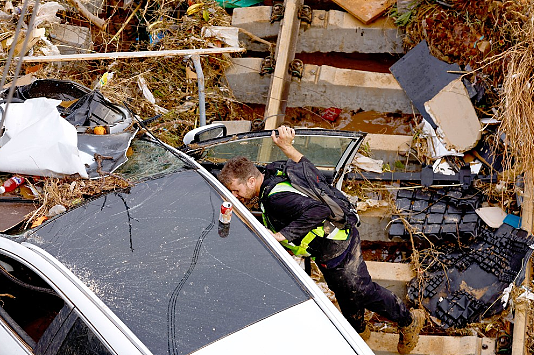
[219,156,263,202]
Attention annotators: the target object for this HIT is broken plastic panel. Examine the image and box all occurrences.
[389,186,482,246]
[389,40,462,129]
[407,223,534,328]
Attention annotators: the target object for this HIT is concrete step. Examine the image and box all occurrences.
[367,332,495,355]
[225,57,413,113]
[232,6,403,54]
[366,260,413,298]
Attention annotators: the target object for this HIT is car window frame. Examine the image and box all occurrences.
[180,128,366,182]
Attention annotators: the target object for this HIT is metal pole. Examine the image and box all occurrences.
[191,54,206,127]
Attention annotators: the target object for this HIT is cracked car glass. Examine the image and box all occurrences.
[27,170,309,355]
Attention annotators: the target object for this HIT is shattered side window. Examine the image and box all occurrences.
[117,139,186,181]
[201,135,351,168]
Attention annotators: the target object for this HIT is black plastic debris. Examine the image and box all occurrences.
[1,78,89,102]
[407,223,534,329]
[63,90,131,132]
[389,187,482,246]
[389,40,462,128]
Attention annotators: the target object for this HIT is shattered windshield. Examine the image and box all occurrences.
[117,139,188,181]
[26,170,309,355]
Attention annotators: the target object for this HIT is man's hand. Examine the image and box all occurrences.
[268,229,287,242]
[271,125,303,162]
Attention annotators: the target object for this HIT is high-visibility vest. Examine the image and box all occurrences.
[261,181,350,256]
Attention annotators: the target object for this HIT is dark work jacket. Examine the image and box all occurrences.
[260,157,352,263]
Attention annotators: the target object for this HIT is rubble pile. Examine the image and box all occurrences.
[0,0,534,349]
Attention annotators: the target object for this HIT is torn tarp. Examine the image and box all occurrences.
[0,98,89,177]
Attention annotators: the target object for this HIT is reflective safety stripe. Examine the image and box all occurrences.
[261,181,350,256]
[267,181,307,197]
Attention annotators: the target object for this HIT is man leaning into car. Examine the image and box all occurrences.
[218,125,425,354]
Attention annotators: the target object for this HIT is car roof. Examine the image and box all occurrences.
[24,167,312,355]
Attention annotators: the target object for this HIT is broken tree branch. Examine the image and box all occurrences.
[237,28,275,50]
[110,2,142,43]
[67,0,107,30]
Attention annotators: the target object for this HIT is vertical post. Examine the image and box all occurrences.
[512,173,533,355]
[191,54,206,127]
[263,0,303,130]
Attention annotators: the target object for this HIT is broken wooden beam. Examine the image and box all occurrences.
[264,0,303,130]
[67,0,107,29]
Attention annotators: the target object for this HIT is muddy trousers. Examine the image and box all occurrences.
[318,228,412,332]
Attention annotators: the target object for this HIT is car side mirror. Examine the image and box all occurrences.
[183,123,227,145]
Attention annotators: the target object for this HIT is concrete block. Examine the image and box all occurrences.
[367,332,495,355]
[366,261,413,298]
[225,58,413,113]
[232,7,403,53]
[49,24,93,55]
[358,207,392,242]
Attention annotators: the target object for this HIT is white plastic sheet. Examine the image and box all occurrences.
[0,98,88,178]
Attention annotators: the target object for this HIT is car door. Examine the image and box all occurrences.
[180,128,366,187]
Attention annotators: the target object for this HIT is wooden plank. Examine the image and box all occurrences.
[330,0,395,25]
[22,47,245,63]
[512,174,534,355]
[263,0,303,130]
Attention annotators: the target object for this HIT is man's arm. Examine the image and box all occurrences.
[272,126,303,163]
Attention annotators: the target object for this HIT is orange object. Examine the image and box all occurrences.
[94,126,106,135]
[31,216,48,228]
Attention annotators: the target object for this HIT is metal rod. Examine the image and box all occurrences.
[4,0,41,124]
[191,54,206,127]
[0,0,32,134]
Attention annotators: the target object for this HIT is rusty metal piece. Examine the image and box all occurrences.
[94,153,113,176]
[298,5,312,25]
[288,59,304,79]
[270,3,285,23]
[260,55,275,76]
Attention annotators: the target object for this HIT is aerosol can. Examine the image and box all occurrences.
[218,202,232,238]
